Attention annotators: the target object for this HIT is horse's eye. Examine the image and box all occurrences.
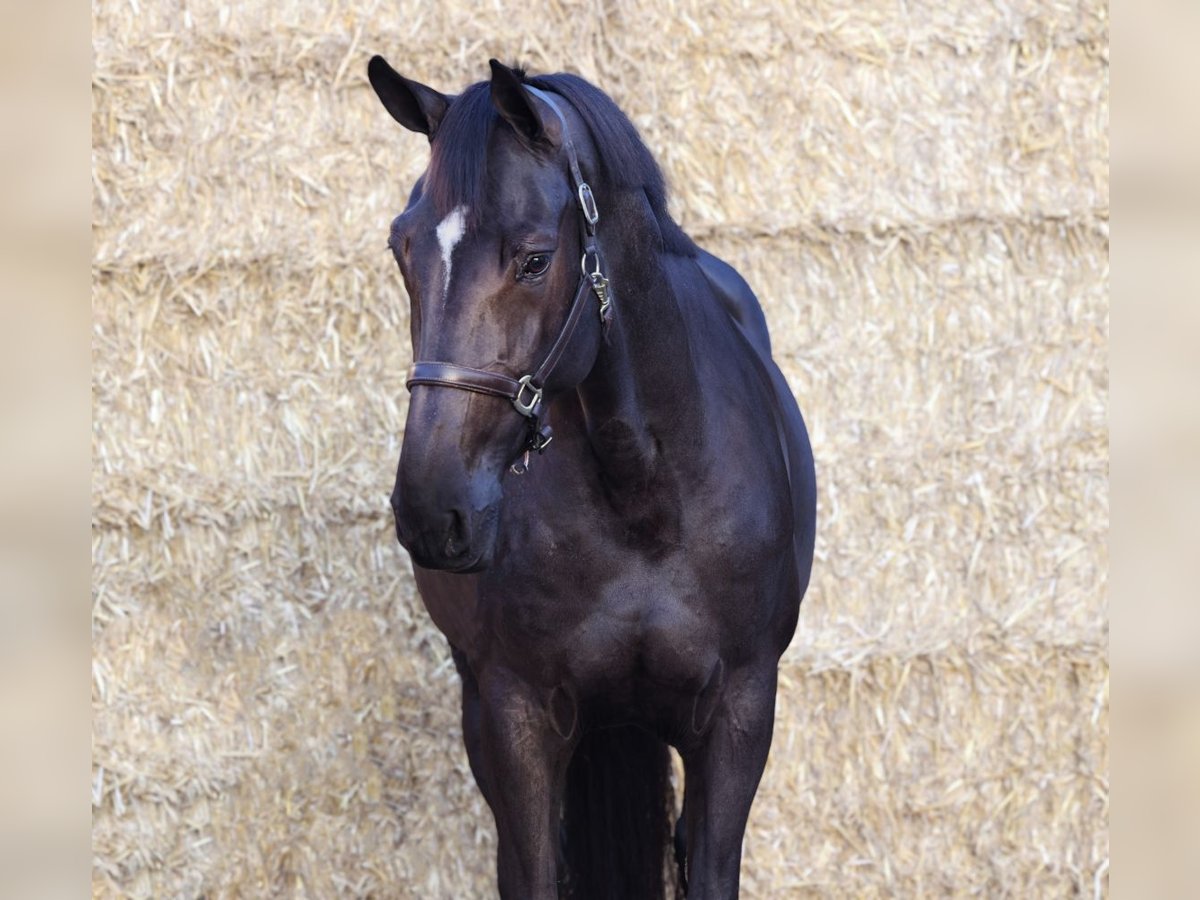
[521,254,552,278]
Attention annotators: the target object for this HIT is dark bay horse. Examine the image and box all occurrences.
[367,57,816,899]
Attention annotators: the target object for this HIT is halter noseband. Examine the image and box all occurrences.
[405,87,612,464]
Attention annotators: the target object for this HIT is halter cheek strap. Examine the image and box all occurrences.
[405,87,612,461]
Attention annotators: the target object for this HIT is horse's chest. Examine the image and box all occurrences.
[483,519,752,695]
[471,463,793,696]
[493,563,715,693]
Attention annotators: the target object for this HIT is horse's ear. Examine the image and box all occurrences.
[488,59,560,150]
[368,56,451,141]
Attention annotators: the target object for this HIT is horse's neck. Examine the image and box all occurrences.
[574,190,704,528]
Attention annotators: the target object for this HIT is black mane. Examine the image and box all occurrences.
[425,70,696,257]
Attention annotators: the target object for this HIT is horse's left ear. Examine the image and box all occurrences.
[488,59,561,150]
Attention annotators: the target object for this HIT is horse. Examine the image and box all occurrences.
[367,56,816,900]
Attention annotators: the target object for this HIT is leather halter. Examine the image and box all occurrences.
[405,87,612,460]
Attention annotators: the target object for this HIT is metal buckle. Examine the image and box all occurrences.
[577,183,600,226]
[529,425,553,452]
[512,374,542,418]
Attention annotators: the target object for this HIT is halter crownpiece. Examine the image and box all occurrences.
[405,86,612,467]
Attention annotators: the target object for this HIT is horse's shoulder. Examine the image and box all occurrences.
[694,248,772,358]
[687,249,817,596]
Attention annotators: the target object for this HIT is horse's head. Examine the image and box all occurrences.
[369,57,606,572]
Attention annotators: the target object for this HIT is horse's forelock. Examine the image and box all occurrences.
[425,82,495,230]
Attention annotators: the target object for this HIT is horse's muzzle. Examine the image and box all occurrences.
[391,484,499,573]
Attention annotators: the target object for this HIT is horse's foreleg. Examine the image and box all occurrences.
[476,666,573,900]
[681,664,778,900]
[450,645,494,809]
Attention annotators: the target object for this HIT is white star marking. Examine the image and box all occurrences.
[435,205,468,305]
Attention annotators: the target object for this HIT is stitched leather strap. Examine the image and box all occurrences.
[531,275,594,386]
[406,362,522,400]
[527,86,598,240]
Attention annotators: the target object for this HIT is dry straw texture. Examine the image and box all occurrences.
[92,0,1108,896]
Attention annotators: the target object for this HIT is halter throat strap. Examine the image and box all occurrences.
[405,86,612,458]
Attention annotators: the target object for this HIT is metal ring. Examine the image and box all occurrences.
[512,374,542,418]
[580,249,603,278]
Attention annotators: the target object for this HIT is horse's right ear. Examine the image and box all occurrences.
[368,56,450,141]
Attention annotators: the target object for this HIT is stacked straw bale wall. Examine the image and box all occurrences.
[92,0,1109,895]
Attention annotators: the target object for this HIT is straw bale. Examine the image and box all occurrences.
[93,21,1107,271]
[92,0,1108,895]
